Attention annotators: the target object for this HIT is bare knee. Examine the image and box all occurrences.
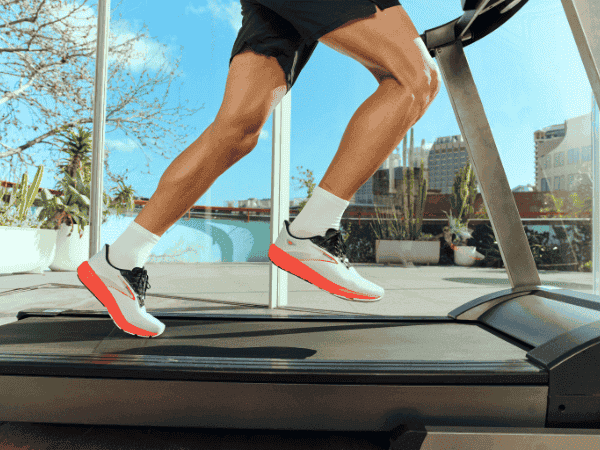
[231,127,260,154]
[401,65,440,122]
[380,76,436,122]
[426,62,441,105]
[388,38,441,119]
[212,86,286,154]
[415,51,441,118]
[210,120,260,156]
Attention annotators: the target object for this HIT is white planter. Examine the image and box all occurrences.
[50,223,90,272]
[453,245,485,266]
[375,240,440,265]
[0,226,58,274]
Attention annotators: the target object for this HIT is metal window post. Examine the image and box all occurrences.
[88,0,110,258]
[593,94,599,296]
[561,0,600,295]
[269,90,292,309]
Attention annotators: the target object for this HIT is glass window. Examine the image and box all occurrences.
[6,0,598,331]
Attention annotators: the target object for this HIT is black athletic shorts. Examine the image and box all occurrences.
[230,0,402,92]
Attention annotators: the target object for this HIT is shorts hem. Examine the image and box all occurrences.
[230,41,285,65]
[374,0,402,8]
[230,41,293,91]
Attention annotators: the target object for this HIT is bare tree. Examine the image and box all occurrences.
[0,0,205,189]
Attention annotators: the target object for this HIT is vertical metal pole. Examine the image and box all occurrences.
[561,0,600,296]
[89,0,110,258]
[593,93,599,296]
[436,42,541,290]
[562,0,600,110]
[269,90,291,309]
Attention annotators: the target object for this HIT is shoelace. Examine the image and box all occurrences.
[120,267,151,307]
[316,230,352,270]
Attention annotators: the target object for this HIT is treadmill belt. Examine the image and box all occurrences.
[0,316,529,361]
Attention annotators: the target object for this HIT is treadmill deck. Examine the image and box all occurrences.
[0,311,550,430]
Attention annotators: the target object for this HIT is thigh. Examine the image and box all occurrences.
[216,48,287,139]
[254,0,408,84]
[230,0,319,92]
[317,3,440,104]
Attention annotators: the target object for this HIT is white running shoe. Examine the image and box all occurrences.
[77,244,165,338]
[269,220,384,302]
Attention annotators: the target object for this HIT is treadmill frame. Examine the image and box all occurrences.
[2,0,600,447]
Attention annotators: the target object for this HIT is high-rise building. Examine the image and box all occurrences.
[427,135,480,195]
[535,113,593,193]
[353,134,483,205]
[353,138,432,205]
[360,111,595,205]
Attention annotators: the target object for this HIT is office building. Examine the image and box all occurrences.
[535,113,593,193]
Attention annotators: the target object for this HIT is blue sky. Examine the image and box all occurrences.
[5,0,593,208]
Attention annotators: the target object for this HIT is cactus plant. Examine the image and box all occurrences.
[371,128,431,241]
[444,161,478,246]
[395,128,428,240]
[0,164,129,236]
[450,161,478,225]
[0,165,44,228]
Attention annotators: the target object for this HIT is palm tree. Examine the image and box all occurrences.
[52,125,137,219]
[53,125,93,186]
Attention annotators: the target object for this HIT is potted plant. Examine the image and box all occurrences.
[371,130,439,266]
[445,162,484,266]
[0,126,137,274]
[35,125,137,271]
[0,165,60,274]
[441,210,481,265]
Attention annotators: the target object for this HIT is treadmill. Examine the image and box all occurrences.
[2,1,600,449]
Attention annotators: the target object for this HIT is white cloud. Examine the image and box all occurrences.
[184,3,207,15]
[45,1,182,75]
[105,138,140,153]
[185,0,243,33]
[77,1,244,96]
[108,20,180,74]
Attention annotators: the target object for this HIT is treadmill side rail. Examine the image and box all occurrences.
[451,286,600,321]
[389,425,600,450]
[435,39,540,292]
[450,285,600,429]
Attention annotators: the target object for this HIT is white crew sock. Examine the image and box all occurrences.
[289,185,350,238]
[108,220,160,269]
